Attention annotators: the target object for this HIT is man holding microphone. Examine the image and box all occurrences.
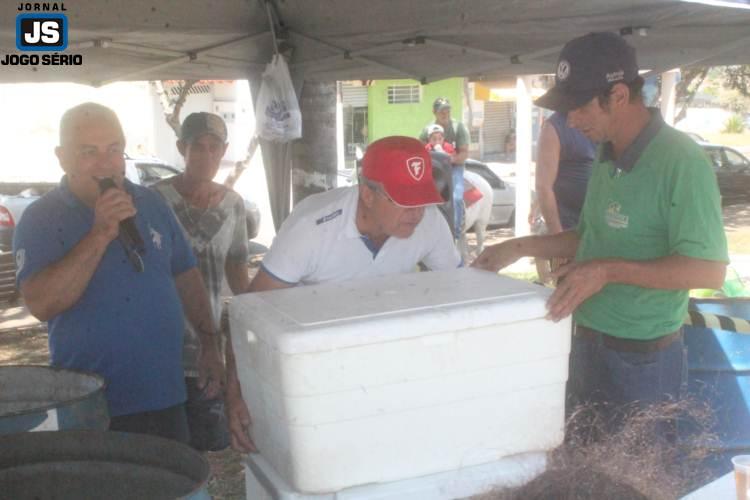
[13,102,223,443]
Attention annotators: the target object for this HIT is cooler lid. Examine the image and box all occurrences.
[230,268,553,354]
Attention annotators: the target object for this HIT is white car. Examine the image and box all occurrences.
[464,160,515,227]
[335,158,515,227]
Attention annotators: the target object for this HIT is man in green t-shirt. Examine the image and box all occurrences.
[419,97,470,165]
[419,98,471,237]
[473,32,728,436]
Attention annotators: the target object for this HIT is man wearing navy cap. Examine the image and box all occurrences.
[474,32,728,436]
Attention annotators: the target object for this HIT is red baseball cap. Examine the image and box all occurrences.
[361,136,445,207]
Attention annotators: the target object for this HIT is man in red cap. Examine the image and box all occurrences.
[225,136,461,451]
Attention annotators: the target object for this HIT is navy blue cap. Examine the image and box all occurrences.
[535,32,639,112]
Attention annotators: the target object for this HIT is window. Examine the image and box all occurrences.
[724,148,750,169]
[343,106,368,168]
[466,162,504,190]
[136,163,179,184]
[704,148,723,169]
[387,85,420,104]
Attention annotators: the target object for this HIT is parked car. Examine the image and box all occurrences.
[685,131,707,143]
[464,159,515,227]
[699,143,750,204]
[0,250,17,303]
[0,156,261,251]
[0,182,56,251]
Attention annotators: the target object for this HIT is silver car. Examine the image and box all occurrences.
[464,160,515,227]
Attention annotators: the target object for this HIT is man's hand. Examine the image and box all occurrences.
[197,341,225,399]
[471,241,521,272]
[92,188,135,243]
[226,391,258,453]
[546,260,609,321]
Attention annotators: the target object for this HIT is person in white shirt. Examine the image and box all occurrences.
[227,135,461,451]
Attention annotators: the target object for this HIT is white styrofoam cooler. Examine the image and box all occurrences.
[244,451,547,500]
[229,268,570,494]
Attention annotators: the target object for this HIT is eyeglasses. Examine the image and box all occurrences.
[363,179,397,205]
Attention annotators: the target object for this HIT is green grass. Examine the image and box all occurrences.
[501,271,538,282]
[727,230,750,254]
[702,132,750,148]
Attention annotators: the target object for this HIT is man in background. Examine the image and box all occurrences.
[533,112,595,282]
[153,112,250,451]
[419,98,470,237]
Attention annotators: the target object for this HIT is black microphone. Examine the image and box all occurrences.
[97,177,145,272]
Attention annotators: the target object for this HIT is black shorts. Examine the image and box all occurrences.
[109,403,190,445]
[184,377,230,452]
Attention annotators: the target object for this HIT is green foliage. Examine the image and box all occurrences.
[676,65,750,122]
[724,65,750,98]
[723,114,746,134]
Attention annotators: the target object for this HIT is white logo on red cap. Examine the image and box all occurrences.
[557,60,570,81]
[406,157,425,181]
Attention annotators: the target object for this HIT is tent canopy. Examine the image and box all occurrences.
[1,1,750,85]
[4,0,749,229]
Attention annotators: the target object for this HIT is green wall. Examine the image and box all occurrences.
[368,78,464,142]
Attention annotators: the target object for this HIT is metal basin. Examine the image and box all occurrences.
[0,430,210,499]
[0,365,108,434]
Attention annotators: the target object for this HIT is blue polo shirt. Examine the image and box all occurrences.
[13,177,196,417]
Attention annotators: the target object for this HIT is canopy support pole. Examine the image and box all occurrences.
[514,75,533,237]
[660,69,679,126]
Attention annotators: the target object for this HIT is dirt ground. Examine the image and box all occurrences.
[1,204,748,498]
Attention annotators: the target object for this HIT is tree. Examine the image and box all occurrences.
[724,65,750,98]
[150,79,259,189]
[676,65,750,122]
[149,80,197,137]
[675,67,710,124]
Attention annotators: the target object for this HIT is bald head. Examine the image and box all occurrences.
[55,102,128,206]
[59,102,124,147]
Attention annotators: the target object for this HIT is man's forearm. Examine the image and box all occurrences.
[225,259,250,296]
[512,230,579,260]
[472,230,579,272]
[536,188,563,234]
[602,254,726,291]
[225,340,242,398]
[21,230,110,321]
[175,268,219,346]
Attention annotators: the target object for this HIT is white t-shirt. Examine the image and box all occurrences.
[261,187,461,285]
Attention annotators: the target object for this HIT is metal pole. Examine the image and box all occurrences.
[514,75,533,237]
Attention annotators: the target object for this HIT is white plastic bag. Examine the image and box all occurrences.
[255,54,302,142]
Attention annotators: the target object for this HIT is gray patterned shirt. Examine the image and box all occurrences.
[153,180,249,376]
